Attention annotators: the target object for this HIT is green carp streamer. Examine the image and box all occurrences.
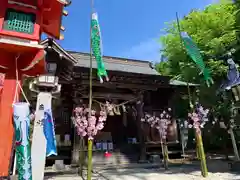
[181,32,214,87]
[13,103,32,180]
[91,12,108,83]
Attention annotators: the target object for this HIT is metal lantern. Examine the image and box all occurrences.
[36,62,59,87]
[37,75,59,87]
[46,62,57,75]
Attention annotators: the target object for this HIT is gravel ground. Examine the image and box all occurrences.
[44,160,240,180]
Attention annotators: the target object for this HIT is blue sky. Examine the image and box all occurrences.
[55,0,217,62]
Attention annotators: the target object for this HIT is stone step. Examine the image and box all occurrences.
[86,152,138,165]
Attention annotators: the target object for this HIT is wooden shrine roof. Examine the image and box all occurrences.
[69,51,198,87]
[40,39,198,87]
[41,38,77,64]
[69,51,160,76]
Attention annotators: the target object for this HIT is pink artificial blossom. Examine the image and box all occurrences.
[188,104,209,134]
[142,109,172,140]
[72,105,107,140]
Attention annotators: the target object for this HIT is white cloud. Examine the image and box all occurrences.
[121,38,161,62]
[207,0,219,4]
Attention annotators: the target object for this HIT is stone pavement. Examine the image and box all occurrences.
[43,159,240,180]
[44,166,240,180]
[96,167,240,180]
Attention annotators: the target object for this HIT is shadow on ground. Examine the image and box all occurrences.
[43,159,240,180]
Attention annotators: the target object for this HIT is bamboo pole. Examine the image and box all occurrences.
[87,139,93,180]
[165,144,169,161]
[196,132,208,177]
[176,12,208,177]
[161,138,169,170]
[179,126,186,159]
[196,142,200,160]
[229,105,240,161]
[87,0,94,179]
[229,128,240,160]
[79,137,85,176]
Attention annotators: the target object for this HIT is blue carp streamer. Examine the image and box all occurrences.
[43,109,57,157]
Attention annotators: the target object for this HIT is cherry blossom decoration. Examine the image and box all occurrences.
[179,120,189,129]
[0,73,4,94]
[72,106,107,140]
[188,103,210,134]
[141,108,172,140]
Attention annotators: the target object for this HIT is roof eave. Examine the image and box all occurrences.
[169,80,199,87]
[40,38,77,64]
[57,0,71,6]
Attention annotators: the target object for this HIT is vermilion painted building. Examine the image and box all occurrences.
[0,0,71,177]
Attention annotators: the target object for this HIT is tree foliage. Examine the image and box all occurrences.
[157,1,240,149]
[157,0,237,84]
[157,0,239,108]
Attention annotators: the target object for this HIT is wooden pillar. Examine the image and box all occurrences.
[71,99,85,173]
[71,98,80,165]
[135,94,147,162]
[0,68,20,177]
[71,127,80,165]
[167,88,176,115]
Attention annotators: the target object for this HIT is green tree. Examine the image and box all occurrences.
[157,0,236,84]
[157,0,238,106]
[157,0,238,152]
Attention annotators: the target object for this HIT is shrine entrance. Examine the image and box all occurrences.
[104,115,126,148]
[101,111,139,153]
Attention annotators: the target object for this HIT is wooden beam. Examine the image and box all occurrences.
[80,80,158,90]
[76,92,136,100]
[77,74,166,85]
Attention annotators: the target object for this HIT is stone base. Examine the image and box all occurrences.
[0,176,11,180]
[149,155,161,163]
[52,160,66,171]
[229,161,240,172]
[138,159,149,164]
[10,175,17,180]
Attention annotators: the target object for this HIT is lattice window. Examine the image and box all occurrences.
[3,9,36,34]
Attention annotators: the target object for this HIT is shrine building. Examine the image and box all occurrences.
[30,38,197,166]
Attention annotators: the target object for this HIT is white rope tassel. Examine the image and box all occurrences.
[12,55,31,176]
[13,55,20,104]
[12,55,30,105]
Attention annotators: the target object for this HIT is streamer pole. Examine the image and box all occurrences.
[87,0,94,179]
[176,12,193,109]
[176,12,208,177]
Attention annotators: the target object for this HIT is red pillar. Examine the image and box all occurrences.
[0,64,20,176]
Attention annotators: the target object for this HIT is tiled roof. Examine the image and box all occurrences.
[40,40,198,87]
[68,51,160,76]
